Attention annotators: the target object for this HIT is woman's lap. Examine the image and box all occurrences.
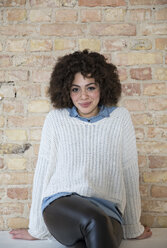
[43,194,123,248]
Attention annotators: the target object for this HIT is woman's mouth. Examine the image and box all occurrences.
[79,102,91,108]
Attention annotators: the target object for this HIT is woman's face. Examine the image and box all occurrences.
[70,72,100,118]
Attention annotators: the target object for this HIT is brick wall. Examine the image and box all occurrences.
[0,0,167,230]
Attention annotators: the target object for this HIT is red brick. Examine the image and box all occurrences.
[143,83,166,96]
[103,39,127,51]
[155,115,167,126]
[17,85,41,98]
[7,115,45,127]
[30,40,52,52]
[30,0,59,7]
[129,9,152,22]
[104,8,126,22]
[117,68,127,81]
[148,155,167,168]
[123,99,146,111]
[32,70,52,82]
[122,83,141,96]
[130,68,152,80]
[55,9,77,22]
[0,24,36,36]
[80,9,101,22]
[3,0,26,6]
[141,23,167,36]
[89,23,136,36]
[113,53,162,66]
[137,142,167,154]
[40,24,85,36]
[7,188,28,200]
[6,9,26,22]
[79,0,126,6]
[130,0,167,5]
[13,55,56,67]
[6,70,28,81]
[155,38,167,50]
[140,184,148,197]
[148,98,167,111]
[3,101,25,114]
[151,185,167,198]
[138,155,147,168]
[29,9,52,22]
[155,8,167,20]
[147,127,167,139]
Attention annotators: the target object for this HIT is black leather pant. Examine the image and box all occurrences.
[43,195,123,248]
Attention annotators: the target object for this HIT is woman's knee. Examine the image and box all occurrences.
[80,207,112,234]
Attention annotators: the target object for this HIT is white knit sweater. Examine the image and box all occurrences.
[28,107,144,240]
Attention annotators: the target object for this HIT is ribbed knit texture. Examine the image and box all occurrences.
[28,107,144,240]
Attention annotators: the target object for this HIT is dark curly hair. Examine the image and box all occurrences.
[48,50,121,108]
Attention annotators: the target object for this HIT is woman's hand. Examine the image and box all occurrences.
[135,226,152,240]
[9,228,38,240]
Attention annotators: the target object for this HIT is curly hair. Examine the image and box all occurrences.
[48,50,121,108]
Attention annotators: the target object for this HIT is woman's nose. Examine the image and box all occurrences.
[80,90,88,99]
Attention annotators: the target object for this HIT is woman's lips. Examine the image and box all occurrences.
[79,102,91,108]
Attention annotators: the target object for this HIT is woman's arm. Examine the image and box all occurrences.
[121,108,152,240]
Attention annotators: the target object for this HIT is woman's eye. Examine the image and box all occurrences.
[88,87,96,91]
[71,88,79,92]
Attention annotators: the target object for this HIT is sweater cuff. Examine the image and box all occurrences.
[28,228,52,240]
[122,223,144,239]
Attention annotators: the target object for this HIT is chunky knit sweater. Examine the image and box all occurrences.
[28,107,144,240]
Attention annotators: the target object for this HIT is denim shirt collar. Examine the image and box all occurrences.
[68,105,111,119]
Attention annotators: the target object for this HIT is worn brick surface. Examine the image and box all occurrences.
[7,188,28,200]
[130,67,152,80]
[79,0,126,6]
[29,9,52,22]
[6,9,26,22]
[0,0,167,230]
[79,39,101,51]
[80,9,101,22]
[130,39,152,50]
[6,157,27,170]
[7,218,29,229]
[148,156,167,168]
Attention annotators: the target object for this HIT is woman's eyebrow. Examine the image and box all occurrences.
[71,83,97,87]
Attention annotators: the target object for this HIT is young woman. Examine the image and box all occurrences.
[10,50,152,248]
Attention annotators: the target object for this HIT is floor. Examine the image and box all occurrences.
[0,228,167,248]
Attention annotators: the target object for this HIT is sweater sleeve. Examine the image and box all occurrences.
[28,113,53,239]
[121,109,144,239]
